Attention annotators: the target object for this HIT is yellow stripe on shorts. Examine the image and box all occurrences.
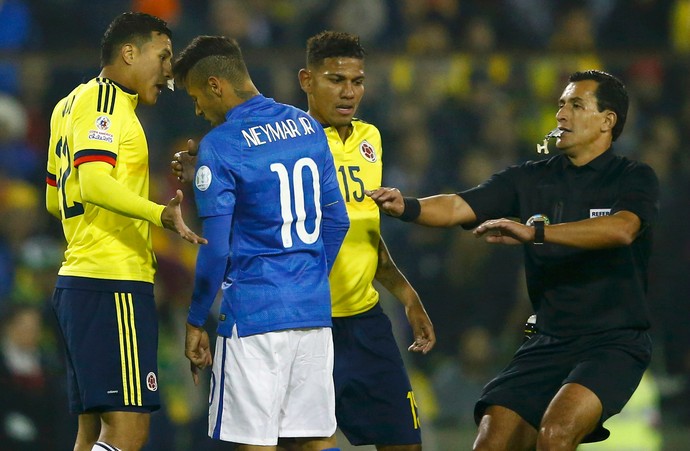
[115,292,142,406]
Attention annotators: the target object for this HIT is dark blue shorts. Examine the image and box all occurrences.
[332,302,422,446]
[475,328,652,443]
[52,276,160,414]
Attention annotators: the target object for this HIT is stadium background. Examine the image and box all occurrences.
[1,0,689,449]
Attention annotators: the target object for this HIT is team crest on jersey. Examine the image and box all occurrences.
[195,165,212,191]
[359,140,377,163]
[146,372,158,391]
[95,115,111,131]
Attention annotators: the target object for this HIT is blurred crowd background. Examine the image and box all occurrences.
[1,0,689,449]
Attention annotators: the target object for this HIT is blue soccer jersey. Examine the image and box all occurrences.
[188,95,349,337]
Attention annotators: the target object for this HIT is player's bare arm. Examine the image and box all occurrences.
[374,236,436,354]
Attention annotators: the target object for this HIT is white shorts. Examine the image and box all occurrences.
[207,326,336,445]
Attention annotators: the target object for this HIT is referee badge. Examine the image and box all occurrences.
[359,140,377,163]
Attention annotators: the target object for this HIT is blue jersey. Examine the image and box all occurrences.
[188,95,349,337]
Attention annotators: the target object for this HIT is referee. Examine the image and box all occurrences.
[367,70,658,450]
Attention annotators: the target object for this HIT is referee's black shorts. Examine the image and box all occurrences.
[474,328,652,443]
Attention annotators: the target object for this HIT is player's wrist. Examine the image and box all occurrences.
[399,197,421,222]
[186,316,206,329]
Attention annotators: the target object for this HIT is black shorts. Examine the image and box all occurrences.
[474,328,651,443]
[52,276,160,414]
[332,302,422,446]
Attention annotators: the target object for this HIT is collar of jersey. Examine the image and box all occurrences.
[98,77,137,96]
[561,146,615,172]
[226,94,266,121]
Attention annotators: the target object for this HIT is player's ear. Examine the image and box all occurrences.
[298,68,311,93]
[207,76,222,97]
[121,43,135,65]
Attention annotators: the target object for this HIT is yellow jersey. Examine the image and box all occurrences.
[326,119,382,316]
[46,77,158,283]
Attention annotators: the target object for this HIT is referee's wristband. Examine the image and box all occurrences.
[399,197,421,222]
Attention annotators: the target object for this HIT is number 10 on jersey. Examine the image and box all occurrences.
[271,158,322,249]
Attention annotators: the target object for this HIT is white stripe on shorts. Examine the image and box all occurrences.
[208,326,336,445]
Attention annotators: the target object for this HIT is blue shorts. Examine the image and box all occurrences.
[475,328,651,443]
[332,302,422,446]
[52,276,160,414]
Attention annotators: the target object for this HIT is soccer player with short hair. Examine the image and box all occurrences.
[367,70,658,450]
[174,35,349,450]
[172,31,436,451]
[297,31,435,451]
[46,12,205,451]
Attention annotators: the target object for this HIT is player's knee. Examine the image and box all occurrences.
[473,439,497,451]
[537,422,578,450]
[473,431,506,451]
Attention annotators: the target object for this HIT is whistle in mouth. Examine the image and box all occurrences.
[536,128,563,154]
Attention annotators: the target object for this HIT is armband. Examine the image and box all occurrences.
[399,197,421,222]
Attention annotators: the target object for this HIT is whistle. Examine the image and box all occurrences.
[536,128,563,154]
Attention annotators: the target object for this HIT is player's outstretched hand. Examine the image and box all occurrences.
[364,187,405,217]
[171,139,199,183]
[185,322,213,386]
[406,302,436,354]
[473,218,527,245]
[161,189,208,245]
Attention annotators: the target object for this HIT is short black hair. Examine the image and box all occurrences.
[568,70,628,141]
[100,12,171,67]
[306,31,366,68]
[173,35,249,89]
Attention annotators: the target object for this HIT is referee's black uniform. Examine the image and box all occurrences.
[460,148,659,442]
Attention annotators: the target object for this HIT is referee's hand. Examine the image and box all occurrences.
[365,187,405,217]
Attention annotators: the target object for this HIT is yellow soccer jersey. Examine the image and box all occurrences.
[326,119,382,317]
[46,77,157,282]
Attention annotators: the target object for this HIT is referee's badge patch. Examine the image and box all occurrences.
[590,208,611,218]
[359,140,377,163]
[146,372,158,391]
[195,165,212,191]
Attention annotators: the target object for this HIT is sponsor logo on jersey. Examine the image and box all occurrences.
[590,208,611,218]
[88,130,114,143]
[359,140,377,162]
[95,115,111,130]
[146,372,158,391]
[195,165,212,191]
